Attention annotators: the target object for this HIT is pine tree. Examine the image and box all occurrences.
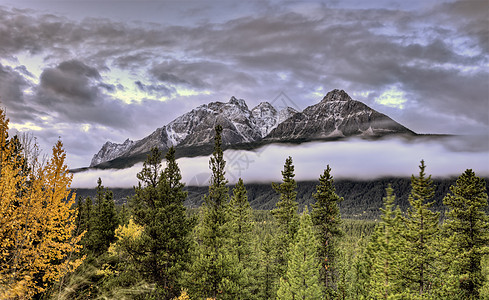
[255,234,279,300]
[402,160,440,296]
[311,165,343,297]
[87,178,119,257]
[227,178,254,299]
[272,156,299,279]
[443,169,489,299]
[190,125,237,299]
[77,196,93,254]
[132,146,193,299]
[368,184,404,299]
[277,207,322,300]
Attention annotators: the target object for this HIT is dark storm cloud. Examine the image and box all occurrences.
[434,0,489,53]
[0,63,39,121]
[33,59,141,130]
[39,60,101,104]
[134,80,176,97]
[0,64,29,103]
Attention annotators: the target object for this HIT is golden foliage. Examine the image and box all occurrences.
[108,217,143,257]
[172,289,191,300]
[0,108,84,299]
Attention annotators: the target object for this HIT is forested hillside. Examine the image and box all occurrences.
[74,177,487,219]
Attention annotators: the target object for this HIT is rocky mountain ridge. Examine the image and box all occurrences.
[90,96,298,167]
[90,89,416,168]
[265,89,415,141]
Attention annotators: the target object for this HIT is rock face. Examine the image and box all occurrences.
[90,139,134,166]
[251,102,298,138]
[265,89,415,141]
[90,89,416,167]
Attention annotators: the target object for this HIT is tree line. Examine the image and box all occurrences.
[1,108,488,299]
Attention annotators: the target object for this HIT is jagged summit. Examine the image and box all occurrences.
[228,96,247,108]
[321,89,352,102]
[89,89,416,168]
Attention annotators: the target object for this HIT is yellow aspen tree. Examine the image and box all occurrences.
[0,108,84,299]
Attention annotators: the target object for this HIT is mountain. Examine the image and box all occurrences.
[89,89,416,168]
[265,89,415,141]
[89,96,297,167]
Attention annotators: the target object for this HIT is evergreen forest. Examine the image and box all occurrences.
[1,108,489,299]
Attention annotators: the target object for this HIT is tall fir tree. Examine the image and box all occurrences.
[311,165,343,297]
[443,169,489,299]
[91,178,119,257]
[75,179,118,259]
[190,124,237,299]
[271,156,299,280]
[277,207,322,300]
[132,146,193,299]
[227,178,255,300]
[401,160,440,297]
[255,234,279,300]
[368,184,405,299]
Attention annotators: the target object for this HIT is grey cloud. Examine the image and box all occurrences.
[98,83,116,92]
[433,0,489,53]
[134,80,176,97]
[14,65,34,77]
[112,51,157,70]
[149,60,258,92]
[29,60,144,131]
[0,63,39,122]
[154,72,190,85]
[39,59,102,104]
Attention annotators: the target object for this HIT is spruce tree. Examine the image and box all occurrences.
[368,185,404,299]
[277,207,322,300]
[77,179,118,258]
[132,146,193,299]
[255,234,279,300]
[191,124,237,299]
[92,178,119,256]
[443,169,489,299]
[311,165,343,297]
[271,156,299,279]
[402,160,440,296]
[227,178,254,299]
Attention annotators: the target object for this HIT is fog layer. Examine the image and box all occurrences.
[71,137,489,188]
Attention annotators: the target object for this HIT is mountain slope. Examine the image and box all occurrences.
[265,89,415,141]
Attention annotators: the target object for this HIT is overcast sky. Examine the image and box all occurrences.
[0,0,488,182]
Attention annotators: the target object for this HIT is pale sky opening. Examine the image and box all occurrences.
[375,87,408,109]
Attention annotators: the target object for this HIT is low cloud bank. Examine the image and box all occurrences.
[72,137,489,188]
